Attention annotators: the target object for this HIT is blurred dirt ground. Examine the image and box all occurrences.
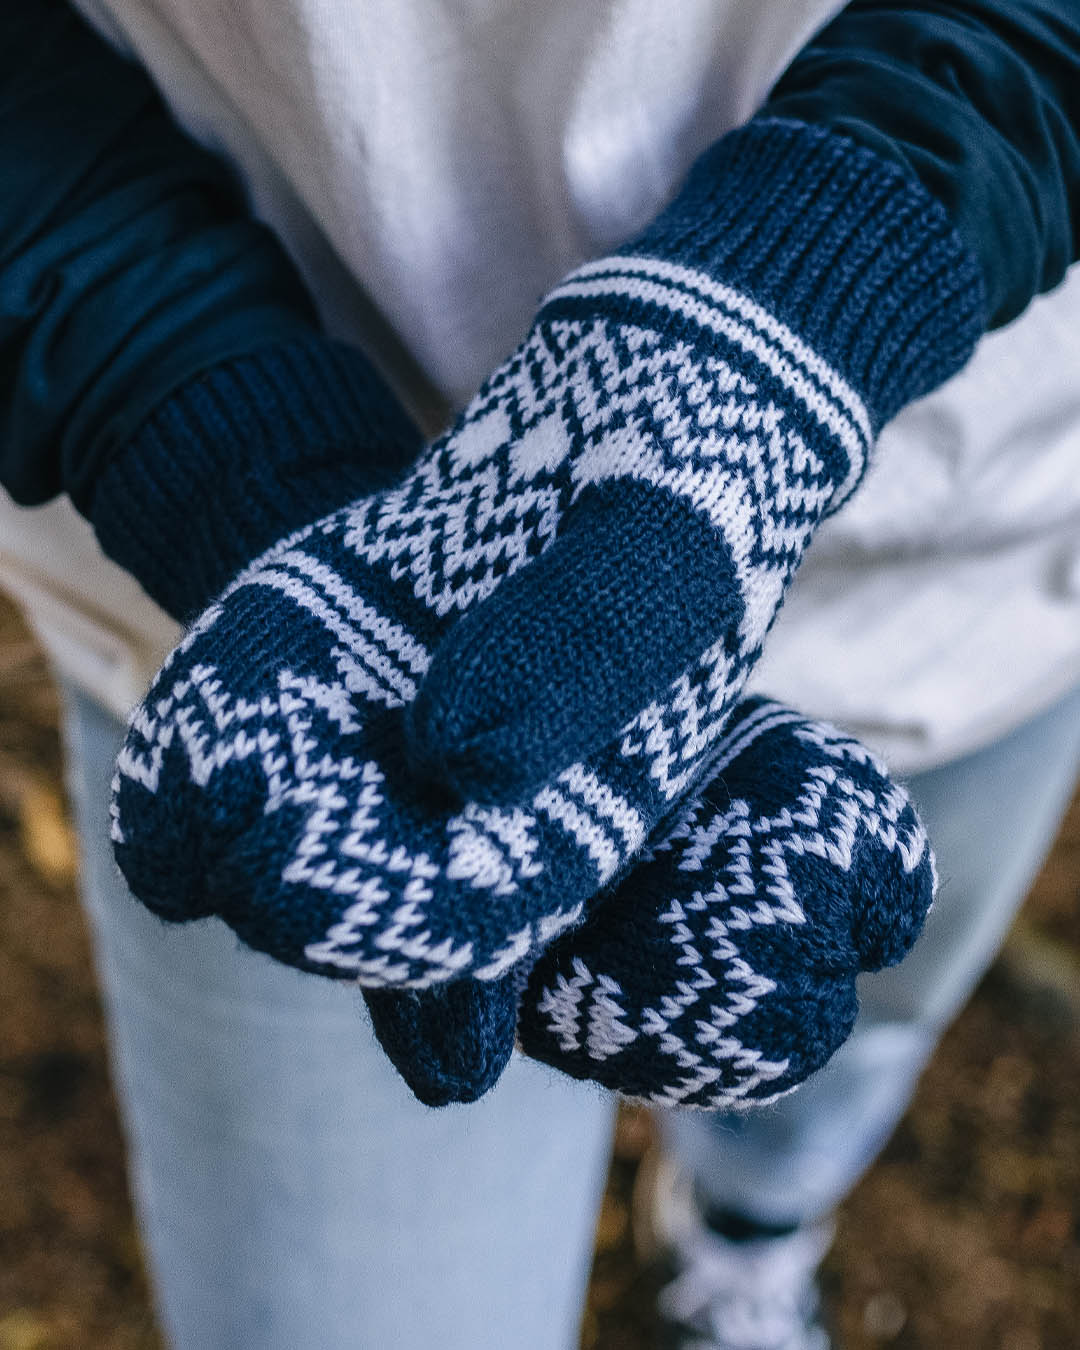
[0,591,1078,1350]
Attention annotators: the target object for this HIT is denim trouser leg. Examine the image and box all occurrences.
[664,684,1080,1227]
[62,687,616,1350]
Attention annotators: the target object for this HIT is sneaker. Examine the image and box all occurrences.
[634,1150,834,1350]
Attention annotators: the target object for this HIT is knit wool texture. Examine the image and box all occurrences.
[517,698,936,1109]
[404,117,986,807]
[111,118,983,1106]
[93,336,426,622]
[370,698,937,1109]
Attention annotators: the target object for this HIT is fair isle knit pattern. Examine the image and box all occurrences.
[517,699,935,1110]
[365,698,936,1109]
[404,119,984,808]
[355,256,863,809]
[111,119,983,1104]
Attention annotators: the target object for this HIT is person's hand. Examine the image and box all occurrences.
[112,117,979,1107]
[518,699,935,1107]
[402,118,983,812]
[369,699,935,1108]
[364,115,980,1104]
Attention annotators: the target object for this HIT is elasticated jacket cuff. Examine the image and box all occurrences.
[90,337,424,622]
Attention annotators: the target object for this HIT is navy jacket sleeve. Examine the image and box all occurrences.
[0,0,329,511]
[764,0,1080,329]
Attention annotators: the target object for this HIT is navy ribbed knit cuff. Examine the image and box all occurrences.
[627,117,986,432]
[90,337,424,621]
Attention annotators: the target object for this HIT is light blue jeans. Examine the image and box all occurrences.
[63,684,1080,1347]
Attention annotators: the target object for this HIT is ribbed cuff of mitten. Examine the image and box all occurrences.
[90,337,424,622]
[626,117,986,434]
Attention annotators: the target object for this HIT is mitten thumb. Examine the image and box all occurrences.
[363,974,520,1107]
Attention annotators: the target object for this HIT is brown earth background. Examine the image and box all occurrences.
[1,592,1078,1350]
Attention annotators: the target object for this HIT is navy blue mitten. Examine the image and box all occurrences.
[364,119,983,1105]
[111,118,980,1107]
[517,698,935,1108]
[367,699,936,1108]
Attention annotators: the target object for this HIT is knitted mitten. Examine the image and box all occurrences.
[95,334,545,1107]
[405,118,983,809]
[518,699,936,1107]
[112,119,980,1107]
[370,699,937,1108]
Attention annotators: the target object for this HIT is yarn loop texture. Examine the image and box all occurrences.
[112,119,981,1104]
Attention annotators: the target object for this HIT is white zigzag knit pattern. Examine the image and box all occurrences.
[527,707,932,1111]
[343,257,868,795]
[115,654,601,987]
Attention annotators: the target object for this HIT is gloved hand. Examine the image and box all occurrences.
[368,698,936,1108]
[403,117,984,810]
[112,117,980,1107]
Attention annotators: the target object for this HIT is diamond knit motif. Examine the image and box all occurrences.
[346,297,850,631]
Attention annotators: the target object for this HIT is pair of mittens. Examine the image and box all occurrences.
[112,117,977,1106]
[367,699,935,1108]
